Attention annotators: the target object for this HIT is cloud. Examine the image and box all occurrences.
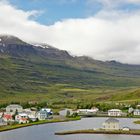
[88,0,140,5]
[0,0,140,64]
[87,0,140,9]
[31,0,77,4]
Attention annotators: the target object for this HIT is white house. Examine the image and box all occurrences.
[59,109,73,116]
[103,118,120,130]
[0,118,7,126]
[28,114,37,122]
[6,104,23,114]
[108,109,122,117]
[133,109,140,116]
[0,112,3,118]
[77,108,99,115]
[15,113,29,124]
[37,110,49,121]
[91,107,99,112]
[128,107,134,114]
[41,108,53,115]
[23,109,37,121]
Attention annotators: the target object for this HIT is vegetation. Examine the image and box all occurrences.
[1,37,140,107]
[133,120,140,124]
[55,129,140,136]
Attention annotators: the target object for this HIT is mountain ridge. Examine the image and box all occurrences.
[0,34,139,66]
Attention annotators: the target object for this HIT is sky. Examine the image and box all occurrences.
[0,0,140,64]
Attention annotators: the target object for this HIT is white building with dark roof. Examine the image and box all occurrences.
[103,118,120,130]
[108,109,122,117]
[37,110,49,120]
[134,109,140,116]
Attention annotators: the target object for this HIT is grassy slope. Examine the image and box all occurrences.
[0,55,140,105]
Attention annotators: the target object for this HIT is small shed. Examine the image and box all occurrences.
[122,127,130,131]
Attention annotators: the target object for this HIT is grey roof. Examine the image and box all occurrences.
[6,104,22,108]
[105,118,119,123]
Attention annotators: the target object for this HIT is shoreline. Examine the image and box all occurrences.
[0,117,81,133]
[81,115,140,119]
[55,129,140,136]
[0,116,140,133]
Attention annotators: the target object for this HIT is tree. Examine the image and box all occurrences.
[66,110,70,117]
[12,109,18,120]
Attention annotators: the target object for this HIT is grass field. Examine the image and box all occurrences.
[0,83,140,108]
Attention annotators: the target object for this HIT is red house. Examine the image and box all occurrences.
[3,114,13,122]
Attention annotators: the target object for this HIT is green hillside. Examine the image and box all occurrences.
[0,35,140,105]
[0,55,140,105]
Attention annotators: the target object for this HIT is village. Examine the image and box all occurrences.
[0,103,140,131]
[0,104,53,126]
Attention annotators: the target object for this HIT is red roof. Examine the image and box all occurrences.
[21,118,28,121]
[3,114,12,120]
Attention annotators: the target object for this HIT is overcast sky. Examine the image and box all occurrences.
[0,0,140,64]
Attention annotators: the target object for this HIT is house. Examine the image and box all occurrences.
[128,107,134,114]
[0,118,7,126]
[77,108,99,115]
[108,109,122,116]
[91,107,99,112]
[23,109,37,121]
[15,113,29,124]
[37,110,49,120]
[23,108,37,116]
[6,104,23,114]
[133,109,140,116]
[0,112,3,118]
[28,114,37,122]
[59,109,73,116]
[3,114,13,122]
[41,108,53,115]
[137,105,140,108]
[103,118,120,130]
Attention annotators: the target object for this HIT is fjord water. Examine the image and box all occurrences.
[0,117,140,140]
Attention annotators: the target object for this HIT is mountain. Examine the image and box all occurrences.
[0,35,140,105]
[0,35,71,59]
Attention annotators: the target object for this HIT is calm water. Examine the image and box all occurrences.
[0,117,140,140]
